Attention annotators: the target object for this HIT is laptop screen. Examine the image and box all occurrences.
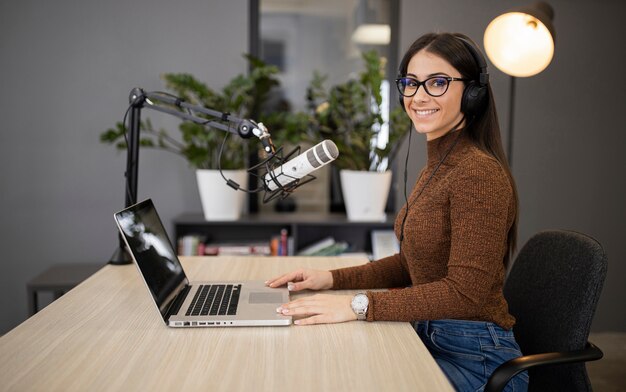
[114,199,187,319]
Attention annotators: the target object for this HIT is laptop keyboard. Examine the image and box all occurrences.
[185,284,241,316]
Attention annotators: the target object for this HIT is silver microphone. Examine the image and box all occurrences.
[264,140,339,191]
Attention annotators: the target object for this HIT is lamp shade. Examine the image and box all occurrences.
[352,24,391,45]
[351,0,390,45]
[484,1,555,77]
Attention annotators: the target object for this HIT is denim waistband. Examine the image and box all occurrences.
[413,319,515,339]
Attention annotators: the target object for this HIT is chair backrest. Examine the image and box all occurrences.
[504,230,608,391]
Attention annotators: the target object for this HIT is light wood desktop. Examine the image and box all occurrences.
[0,256,453,391]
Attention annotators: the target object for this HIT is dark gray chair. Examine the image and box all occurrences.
[485,230,607,392]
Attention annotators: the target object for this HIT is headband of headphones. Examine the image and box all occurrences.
[454,36,489,87]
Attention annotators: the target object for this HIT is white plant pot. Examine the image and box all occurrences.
[196,169,248,221]
[340,170,392,222]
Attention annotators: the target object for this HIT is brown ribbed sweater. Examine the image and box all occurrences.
[331,130,516,330]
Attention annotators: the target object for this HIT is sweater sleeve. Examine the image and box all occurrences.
[330,252,412,290]
[365,158,513,324]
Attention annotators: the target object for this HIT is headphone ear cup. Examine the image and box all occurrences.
[461,81,487,116]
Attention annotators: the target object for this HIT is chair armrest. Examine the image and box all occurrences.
[484,341,603,392]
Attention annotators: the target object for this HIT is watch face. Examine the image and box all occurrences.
[352,294,368,310]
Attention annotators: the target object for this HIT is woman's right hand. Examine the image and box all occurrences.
[265,269,333,292]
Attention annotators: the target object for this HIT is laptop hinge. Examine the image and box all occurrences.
[164,283,191,319]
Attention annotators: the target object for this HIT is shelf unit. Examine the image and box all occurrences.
[173,213,395,255]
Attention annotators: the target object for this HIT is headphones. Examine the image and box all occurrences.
[398,35,490,117]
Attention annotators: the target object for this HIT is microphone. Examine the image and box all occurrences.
[264,140,339,191]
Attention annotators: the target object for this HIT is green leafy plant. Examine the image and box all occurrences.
[306,50,411,171]
[100,55,298,170]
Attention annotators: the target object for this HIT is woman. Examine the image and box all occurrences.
[266,32,528,391]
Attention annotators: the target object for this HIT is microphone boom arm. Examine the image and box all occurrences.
[130,88,275,155]
[110,87,277,265]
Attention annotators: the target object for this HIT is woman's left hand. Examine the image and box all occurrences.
[276,294,357,326]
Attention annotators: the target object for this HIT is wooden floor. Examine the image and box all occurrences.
[587,332,626,391]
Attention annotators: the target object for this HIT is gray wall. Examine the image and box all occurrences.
[1,0,624,334]
[394,0,626,331]
[0,0,248,334]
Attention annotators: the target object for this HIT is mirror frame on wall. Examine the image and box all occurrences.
[248,0,400,102]
[247,0,401,213]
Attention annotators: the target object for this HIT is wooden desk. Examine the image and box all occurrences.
[26,263,103,315]
[0,257,453,391]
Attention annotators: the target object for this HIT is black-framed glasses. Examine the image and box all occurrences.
[395,76,468,98]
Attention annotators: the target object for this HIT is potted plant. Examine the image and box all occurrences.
[306,50,411,221]
[100,55,288,220]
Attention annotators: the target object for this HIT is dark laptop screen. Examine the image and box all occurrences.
[114,199,187,320]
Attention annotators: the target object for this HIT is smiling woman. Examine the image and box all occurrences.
[265,32,526,392]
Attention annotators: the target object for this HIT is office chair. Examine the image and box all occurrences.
[485,230,607,392]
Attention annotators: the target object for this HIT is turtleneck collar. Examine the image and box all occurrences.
[426,129,470,167]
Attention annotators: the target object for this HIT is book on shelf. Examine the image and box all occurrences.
[297,237,350,256]
[297,237,336,256]
[177,234,270,256]
[205,243,271,256]
[310,241,349,256]
[178,235,207,256]
[178,229,294,257]
[270,229,294,256]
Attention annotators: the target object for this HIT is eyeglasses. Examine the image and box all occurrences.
[395,76,468,98]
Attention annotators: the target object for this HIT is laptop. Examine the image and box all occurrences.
[114,199,291,327]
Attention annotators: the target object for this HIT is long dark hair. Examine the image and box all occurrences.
[399,32,519,266]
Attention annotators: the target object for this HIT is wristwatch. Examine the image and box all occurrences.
[351,293,369,321]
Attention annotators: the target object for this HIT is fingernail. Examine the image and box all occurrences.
[276,306,283,313]
[264,280,269,285]
[287,284,294,291]
[281,308,289,314]
[294,320,300,325]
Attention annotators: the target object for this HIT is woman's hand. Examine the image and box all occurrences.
[265,269,333,292]
[276,294,356,325]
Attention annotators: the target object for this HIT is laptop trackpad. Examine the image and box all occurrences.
[248,292,284,304]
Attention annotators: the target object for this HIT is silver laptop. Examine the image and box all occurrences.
[114,199,291,327]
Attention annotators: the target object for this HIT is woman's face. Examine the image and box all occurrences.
[403,49,466,140]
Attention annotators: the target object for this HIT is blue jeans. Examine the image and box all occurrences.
[413,319,529,392]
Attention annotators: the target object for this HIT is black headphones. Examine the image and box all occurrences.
[398,35,489,117]
[457,36,489,116]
